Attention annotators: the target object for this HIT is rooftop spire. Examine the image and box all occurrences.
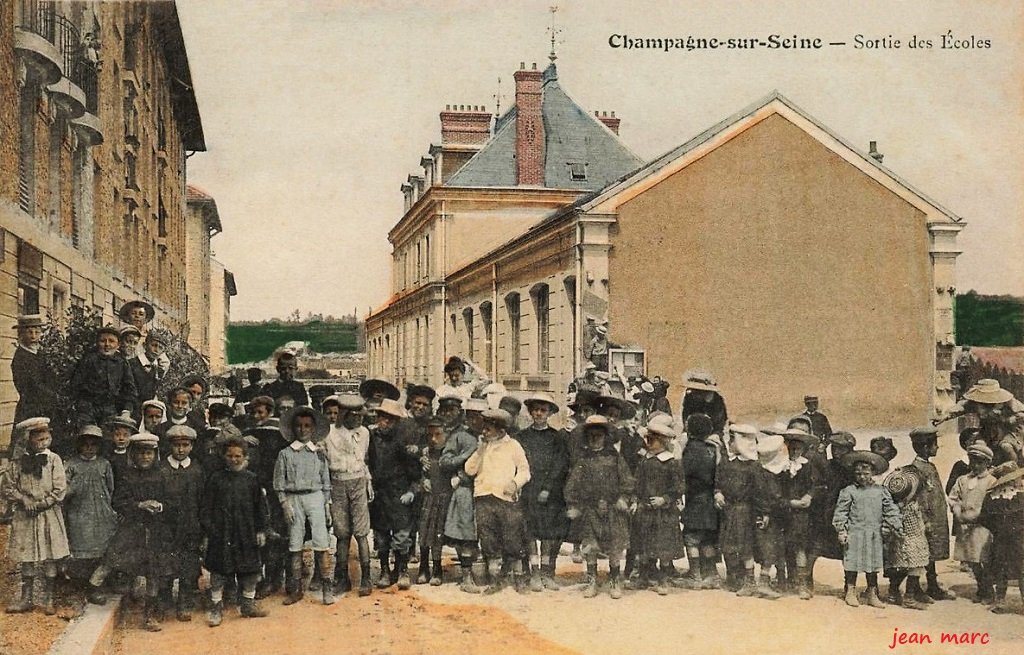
[547,6,562,63]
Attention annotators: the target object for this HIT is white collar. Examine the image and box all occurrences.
[113,447,128,454]
[167,456,192,469]
[787,456,808,476]
[138,352,153,367]
[18,344,39,354]
[654,450,674,462]
[290,440,318,452]
[169,416,188,425]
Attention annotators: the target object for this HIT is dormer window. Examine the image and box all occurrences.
[567,162,587,181]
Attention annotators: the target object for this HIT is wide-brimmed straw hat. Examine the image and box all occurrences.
[524,392,560,414]
[783,427,817,447]
[964,379,1014,405]
[989,462,1024,490]
[119,300,155,324]
[884,468,921,503]
[376,398,408,419]
[840,450,889,475]
[359,379,400,401]
[279,407,331,441]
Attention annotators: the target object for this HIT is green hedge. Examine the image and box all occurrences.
[227,321,359,363]
[955,292,1024,347]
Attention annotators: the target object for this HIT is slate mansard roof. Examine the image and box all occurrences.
[446,64,643,190]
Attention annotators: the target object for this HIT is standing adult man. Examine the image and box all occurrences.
[263,353,309,408]
[800,395,833,440]
[8,315,57,456]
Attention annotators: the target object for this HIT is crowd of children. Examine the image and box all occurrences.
[5,336,1024,632]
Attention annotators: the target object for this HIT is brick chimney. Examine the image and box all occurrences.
[514,62,545,185]
[439,104,492,145]
[595,110,620,135]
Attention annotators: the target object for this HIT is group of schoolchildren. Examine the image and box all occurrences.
[5,321,1024,633]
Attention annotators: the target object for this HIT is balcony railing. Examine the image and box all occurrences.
[17,0,56,45]
[78,60,98,114]
[54,15,79,82]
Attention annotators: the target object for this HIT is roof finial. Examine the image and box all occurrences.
[493,76,503,118]
[547,6,562,63]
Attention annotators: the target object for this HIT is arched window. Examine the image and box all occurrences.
[505,292,521,373]
[463,307,474,361]
[480,301,493,374]
[530,283,550,373]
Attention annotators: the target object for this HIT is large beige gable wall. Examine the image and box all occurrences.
[609,113,932,427]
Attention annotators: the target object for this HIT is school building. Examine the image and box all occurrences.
[0,1,234,439]
[366,60,965,428]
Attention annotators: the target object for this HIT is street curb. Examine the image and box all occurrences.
[46,595,122,655]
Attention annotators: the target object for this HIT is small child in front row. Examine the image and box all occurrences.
[202,437,270,627]
[948,443,996,603]
[564,415,635,599]
[273,407,334,605]
[3,418,70,615]
[417,418,453,586]
[831,451,901,608]
[160,425,205,621]
[631,422,684,595]
[104,413,138,484]
[63,425,118,605]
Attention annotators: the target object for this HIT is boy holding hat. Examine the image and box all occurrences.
[517,393,570,591]
[273,407,333,605]
[3,417,69,614]
[367,398,422,590]
[632,420,685,595]
[905,426,955,600]
[322,394,374,596]
[832,450,901,608]
[979,461,1024,614]
[71,325,139,429]
[948,442,996,603]
[564,415,634,599]
[160,425,205,621]
[464,408,532,594]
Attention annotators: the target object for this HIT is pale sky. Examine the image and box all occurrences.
[175,0,1024,321]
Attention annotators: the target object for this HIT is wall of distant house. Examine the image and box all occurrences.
[608,113,933,427]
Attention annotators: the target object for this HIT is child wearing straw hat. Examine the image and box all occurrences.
[881,467,931,610]
[832,450,901,608]
[979,461,1024,614]
[949,442,996,603]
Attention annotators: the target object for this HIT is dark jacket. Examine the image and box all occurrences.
[368,426,422,532]
[106,463,175,577]
[516,425,571,540]
[681,439,719,531]
[201,468,269,575]
[10,346,58,424]
[71,351,138,425]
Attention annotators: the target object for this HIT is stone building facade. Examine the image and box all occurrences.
[0,1,210,441]
[367,62,964,427]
